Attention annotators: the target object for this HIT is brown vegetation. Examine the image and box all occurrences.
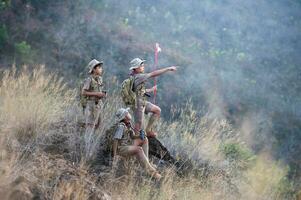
[0,67,294,199]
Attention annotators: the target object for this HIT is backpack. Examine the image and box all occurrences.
[102,122,126,156]
[121,76,136,106]
[79,80,88,113]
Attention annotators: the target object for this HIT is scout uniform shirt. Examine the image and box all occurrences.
[113,122,135,155]
[82,75,104,126]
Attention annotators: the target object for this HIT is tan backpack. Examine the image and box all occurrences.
[79,79,88,113]
[102,122,126,156]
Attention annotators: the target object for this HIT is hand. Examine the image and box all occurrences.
[102,91,107,98]
[96,92,106,98]
[151,85,157,93]
[168,66,177,72]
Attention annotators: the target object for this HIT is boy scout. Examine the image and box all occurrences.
[113,108,162,180]
[82,59,107,156]
[129,58,177,140]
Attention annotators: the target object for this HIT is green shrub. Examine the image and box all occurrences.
[0,0,10,9]
[0,24,8,48]
[275,177,296,200]
[221,143,256,170]
[14,41,33,63]
[15,41,31,55]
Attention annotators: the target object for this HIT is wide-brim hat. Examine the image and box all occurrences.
[129,58,146,70]
[87,59,103,73]
[115,107,130,122]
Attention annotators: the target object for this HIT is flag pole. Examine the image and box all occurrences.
[153,43,159,103]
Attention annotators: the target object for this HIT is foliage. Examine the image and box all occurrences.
[275,177,297,200]
[14,41,34,64]
[0,0,10,10]
[220,142,256,173]
[221,143,255,162]
[0,24,8,48]
[0,0,300,197]
[0,66,298,199]
[240,155,291,200]
[0,66,74,144]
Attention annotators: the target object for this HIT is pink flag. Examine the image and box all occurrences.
[153,43,161,103]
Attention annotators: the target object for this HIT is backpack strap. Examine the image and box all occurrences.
[118,122,127,129]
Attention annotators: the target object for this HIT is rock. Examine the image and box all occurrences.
[148,137,176,164]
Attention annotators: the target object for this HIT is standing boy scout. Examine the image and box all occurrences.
[129,58,177,140]
[113,108,162,180]
[82,59,107,156]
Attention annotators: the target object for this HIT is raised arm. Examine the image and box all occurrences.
[149,66,177,78]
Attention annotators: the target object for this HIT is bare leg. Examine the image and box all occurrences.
[146,104,161,137]
[133,104,146,134]
[120,146,161,179]
[134,137,149,158]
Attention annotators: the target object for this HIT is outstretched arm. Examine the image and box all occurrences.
[149,66,177,78]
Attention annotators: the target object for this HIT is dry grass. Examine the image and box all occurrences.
[0,66,295,200]
[0,66,74,144]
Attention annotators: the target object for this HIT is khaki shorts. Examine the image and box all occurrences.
[118,146,133,157]
[133,101,155,127]
[85,100,102,127]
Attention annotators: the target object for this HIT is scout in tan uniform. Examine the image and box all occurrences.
[112,108,162,180]
[129,58,177,141]
[82,59,107,157]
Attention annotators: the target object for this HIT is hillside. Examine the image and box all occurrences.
[0,0,301,199]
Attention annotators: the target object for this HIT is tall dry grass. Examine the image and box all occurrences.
[0,66,296,200]
[0,66,74,144]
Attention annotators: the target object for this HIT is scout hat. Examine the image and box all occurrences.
[87,59,103,74]
[116,107,130,122]
[129,58,146,70]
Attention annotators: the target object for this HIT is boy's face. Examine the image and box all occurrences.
[124,112,132,122]
[93,65,103,76]
[135,63,145,73]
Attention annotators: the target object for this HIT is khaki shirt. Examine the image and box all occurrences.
[113,122,134,146]
[82,75,104,101]
[133,73,151,106]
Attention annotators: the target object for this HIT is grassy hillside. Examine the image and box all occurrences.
[0,67,297,199]
[1,0,301,199]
